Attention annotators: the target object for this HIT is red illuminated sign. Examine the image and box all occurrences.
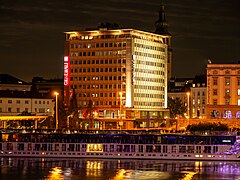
[64,56,70,86]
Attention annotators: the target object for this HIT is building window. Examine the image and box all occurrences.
[202,99,205,104]
[16,100,20,104]
[8,108,11,112]
[17,108,20,113]
[0,100,2,103]
[0,108,2,112]
[238,89,240,96]
[25,100,29,104]
[225,99,230,105]
[39,108,45,113]
[213,89,217,95]
[8,100,12,104]
[238,99,240,106]
[225,78,230,86]
[197,99,200,105]
[226,89,230,95]
[213,99,217,105]
[213,78,218,86]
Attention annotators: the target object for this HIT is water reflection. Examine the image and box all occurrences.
[0,158,240,180]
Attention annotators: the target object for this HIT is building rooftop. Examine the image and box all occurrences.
[0,74,29,85]
[0,90,53,99]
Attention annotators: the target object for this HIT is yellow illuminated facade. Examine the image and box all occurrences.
[206,63,240,119]
[64,28,169,128]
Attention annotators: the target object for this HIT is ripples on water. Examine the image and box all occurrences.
[0,158,240,180]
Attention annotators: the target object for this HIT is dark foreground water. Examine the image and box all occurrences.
[0,157,239,180]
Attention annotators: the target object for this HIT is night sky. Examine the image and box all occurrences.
[1,0,239,82]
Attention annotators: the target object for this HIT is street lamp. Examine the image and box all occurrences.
[54,92,59,130]
[119,92,123,129]
[187,92,190,125]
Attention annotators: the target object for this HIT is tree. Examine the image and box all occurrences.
[83,100,96,129]
[167,97,187,118]
[187,122,229,135]
[68,88,79,129]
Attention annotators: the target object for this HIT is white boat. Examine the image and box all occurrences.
[0,130,239,161]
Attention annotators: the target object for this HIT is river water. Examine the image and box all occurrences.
[0,157,239,180]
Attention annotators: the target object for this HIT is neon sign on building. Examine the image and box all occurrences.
[64,56,70,86]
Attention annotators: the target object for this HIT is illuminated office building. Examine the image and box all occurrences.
[64,27,169,129]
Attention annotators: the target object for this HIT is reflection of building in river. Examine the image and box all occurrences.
[2,158,240,176]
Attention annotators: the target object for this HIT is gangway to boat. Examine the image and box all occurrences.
[0,116,48,129]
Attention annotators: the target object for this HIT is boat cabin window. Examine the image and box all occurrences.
[34,144,41,151]
[204,146,211,153]
[7,143,13,150]
[110,145,114,152]
[154,145,161,153]
[76,144,80,151]
[87,144,103,152]
[55,144,59,151]
[163,145,168,153]
[213,146,218,153]
[68,144,75,151]
[171,146,177,153]
[28,144,32,151]
[82,144,86,152]
[62,144,66,151]
[187,146,194,153]
[123,145,130,152]
[138,145,143,152]
[41,144,47,151]
[146,145,153,152]
[17,143,24,151]
[117,145,123,152]
[196,146,201,153]
[131,145,135,152]
[179,146,186,153]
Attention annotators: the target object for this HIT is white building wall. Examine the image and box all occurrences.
[0,97,54,116]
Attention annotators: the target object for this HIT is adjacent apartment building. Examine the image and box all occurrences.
[206,63,240,119]
[63,26,169,129]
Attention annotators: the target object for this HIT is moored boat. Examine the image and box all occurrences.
[0,130,239,161]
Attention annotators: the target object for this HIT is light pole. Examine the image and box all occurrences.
[187,92,190,125]
[54,92,59,130]
[119,92,123,129]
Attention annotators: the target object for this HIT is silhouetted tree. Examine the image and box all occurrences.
[68,88,79,129]
[84,100,96,129]
[187,122,229,135]
[167,97,187,118]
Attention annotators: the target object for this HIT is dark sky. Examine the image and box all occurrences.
[1,0,240,82]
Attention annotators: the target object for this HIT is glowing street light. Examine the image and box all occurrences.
[54,92,59,130]
[119,92,123,129]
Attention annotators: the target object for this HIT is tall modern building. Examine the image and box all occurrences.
[155,1,172,82]
[64,26,169,129]
[206,63,240,119]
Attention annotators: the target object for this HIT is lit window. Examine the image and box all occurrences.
[225,78,230,86]
[226,89,230,95]
[213,99,217,105]
[238,89,240,95]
